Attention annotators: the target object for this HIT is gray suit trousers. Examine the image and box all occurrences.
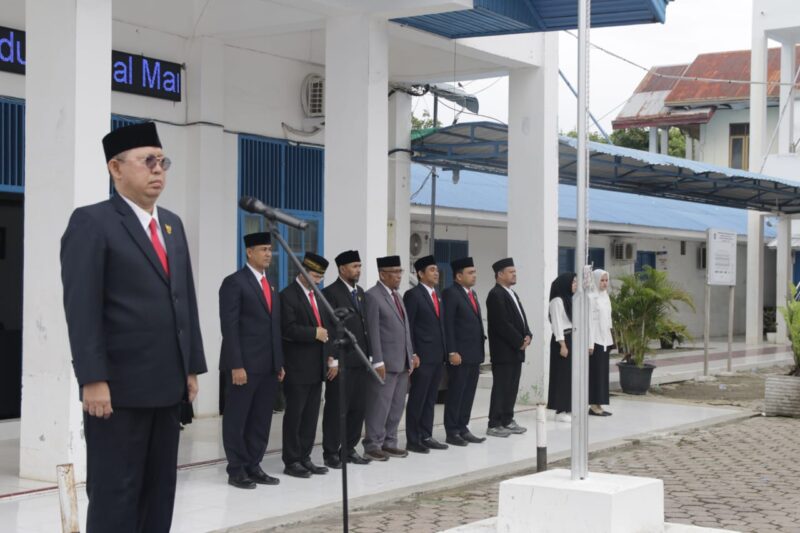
[363,370,409,451]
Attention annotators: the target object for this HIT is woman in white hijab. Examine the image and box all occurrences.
[589,269,613,416]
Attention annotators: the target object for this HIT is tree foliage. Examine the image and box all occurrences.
[778,284,800,376]
[411,109,441,131]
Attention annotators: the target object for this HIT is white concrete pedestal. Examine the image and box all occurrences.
[440,469,738,533]
[498,469,663,533]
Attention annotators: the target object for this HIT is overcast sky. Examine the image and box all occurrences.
[412,0,753,134]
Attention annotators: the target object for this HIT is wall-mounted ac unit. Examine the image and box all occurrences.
[301,74,325,118]
[697,245,707,270]
[612,241,637,262]
[410,232,430,260]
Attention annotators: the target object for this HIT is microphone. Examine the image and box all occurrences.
[238,196,308,230]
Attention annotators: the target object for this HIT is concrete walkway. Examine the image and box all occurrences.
[0,395,746,532]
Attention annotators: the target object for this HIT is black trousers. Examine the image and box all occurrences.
[444,363,480,437]
[282,381,322,465]
[589,343,610,405]
[222,371,278,476]
[84,405,181,533]
[322,366,367,459]
[488,361,522,428]
[547,333,572,413]
[406,362,444,444]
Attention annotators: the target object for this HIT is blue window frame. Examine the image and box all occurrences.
[0,96,25,194]
[558,246,605,274]
[635,251,657,272]
[433,239,469,289]
[238,134,324,289]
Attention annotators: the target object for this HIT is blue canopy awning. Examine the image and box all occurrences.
[392,0,671,39]
[410,122,800,215]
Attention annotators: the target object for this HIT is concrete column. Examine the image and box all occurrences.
[388,91,412,289]
[648,127,658,153]
[776,216,792,343]
[746,28,769,345]
[324,15,389,287]
[20,0,111,482]
[508,32,559,405]
[779,42,796,154]
[184,37,233,416]
[660,128,669,154]
[684,133,693,160]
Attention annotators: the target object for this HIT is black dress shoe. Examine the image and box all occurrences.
[445,434,468,447]
[407,442,430,454]
[347,451,371,465]
[246,467,280,485]
[324,455,343,469]
[284,462,312,478]
[422,437,449,450]
[301,459,329,475]
[461,431,486,443]
[228,472,257,489]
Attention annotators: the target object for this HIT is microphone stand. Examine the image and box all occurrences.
[258,214,383,533]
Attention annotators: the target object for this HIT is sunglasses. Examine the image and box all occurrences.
[118,154,172,171]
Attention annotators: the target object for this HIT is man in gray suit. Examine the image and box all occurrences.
[363,255,417,461]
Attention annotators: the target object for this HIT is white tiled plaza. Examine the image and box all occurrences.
[0,389,748,533]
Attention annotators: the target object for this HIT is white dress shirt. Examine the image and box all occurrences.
[245,262,266,284]
[503,285,525,321]
[548,297,572,342]
[119,193,165,249]
[590,293,614,349]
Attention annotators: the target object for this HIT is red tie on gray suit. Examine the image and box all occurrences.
[432,291,440,317]
[468,289,478,314]
[392,290,405,321]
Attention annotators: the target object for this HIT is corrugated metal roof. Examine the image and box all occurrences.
[409,163,775,238]
[411,122,800,214]
[666,49,776,107]
[392,0,670,40]
[633,64,689,93]
[612,89,714,129]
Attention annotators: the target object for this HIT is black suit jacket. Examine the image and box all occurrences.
[404,284,447,365]
[280,281,332,385]
[486,284,531,364]
[60,194,207,408]
[322,278,370,368]
[442,284,485,365]
[219,267,283,375]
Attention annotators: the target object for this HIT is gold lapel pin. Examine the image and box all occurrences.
[165,224,172,235]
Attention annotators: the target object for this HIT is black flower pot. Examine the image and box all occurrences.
[617,362,656,395]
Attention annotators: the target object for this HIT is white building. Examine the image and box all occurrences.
[0,0,683,486]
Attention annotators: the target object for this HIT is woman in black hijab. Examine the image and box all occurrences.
[547,273,577,422]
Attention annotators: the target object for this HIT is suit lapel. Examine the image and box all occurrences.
[114,195,169,285]
[460,286,479,318]
[160,209,176,282]
[297,282,319,326]
[380,284,404,324]
[243,268,270,314]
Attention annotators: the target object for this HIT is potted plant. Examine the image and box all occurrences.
[764,306,778,343]
[611,266,694,394]
[767,286,800,417]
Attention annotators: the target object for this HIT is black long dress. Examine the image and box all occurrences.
[547,332,572,413]
[589,343,610,405]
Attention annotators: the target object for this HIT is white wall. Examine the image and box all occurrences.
[699,107,781,169]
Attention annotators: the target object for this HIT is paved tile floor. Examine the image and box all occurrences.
[275,415,800,533]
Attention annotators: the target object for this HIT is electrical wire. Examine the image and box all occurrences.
[434,98,506,125]
[410,168,434,201]
[563,30,796,88]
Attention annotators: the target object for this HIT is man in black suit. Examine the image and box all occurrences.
[486,258,531,438]
[219,231,284,489]
[280,253,335,478]
[61,122,207,532]
[404,255,449,453]
[442,257,486,447]
[321,250,372,468]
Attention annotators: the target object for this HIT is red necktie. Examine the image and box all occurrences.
[432,290,440,317]
[308,291,322,326]
[148,219,169,276]
[261,275,272,313]
[468,289,478,314]
[392,290,405,321]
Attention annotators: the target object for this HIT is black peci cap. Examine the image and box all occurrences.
[103,122,162,162]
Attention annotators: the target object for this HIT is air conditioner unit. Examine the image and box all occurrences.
[409,232,430,260]
[612,241,637,262]
[697,245,707,270]
[301,74,325,118]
